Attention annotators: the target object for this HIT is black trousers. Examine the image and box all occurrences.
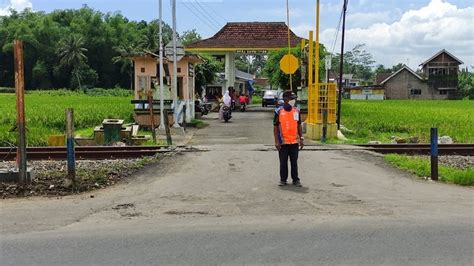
[279,144,300,182]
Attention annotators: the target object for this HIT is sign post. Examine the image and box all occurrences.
[279,54,299,75]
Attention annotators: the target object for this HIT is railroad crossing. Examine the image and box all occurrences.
[1,110,473,265]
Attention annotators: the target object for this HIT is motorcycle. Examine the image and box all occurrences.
[240,102,246,112]
[195,99,209,116]
[223,106,232,122]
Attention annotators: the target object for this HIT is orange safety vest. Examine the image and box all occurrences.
[278,107,299,144]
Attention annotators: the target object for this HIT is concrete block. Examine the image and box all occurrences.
[0,168,34,183]
[305,123,338,140]
[170,127,185,135]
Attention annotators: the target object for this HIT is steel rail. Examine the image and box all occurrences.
[0,145,185,152]
[261,144,474,156]
[1,144,473,160]
[361,147,473,156]
[355,144,474,148]
[0,146,199,161]
[0,149,176,161]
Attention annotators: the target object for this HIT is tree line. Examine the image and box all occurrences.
[0,7,176,89]
[1,7,471,98]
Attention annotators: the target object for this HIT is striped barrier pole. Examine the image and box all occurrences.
[66,108,76,187]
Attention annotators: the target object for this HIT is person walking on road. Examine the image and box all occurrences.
[273,91,304,187]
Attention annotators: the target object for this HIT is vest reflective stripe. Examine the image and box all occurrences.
[279,108,298,144]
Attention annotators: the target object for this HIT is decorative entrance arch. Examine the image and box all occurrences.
[186,22,303,93]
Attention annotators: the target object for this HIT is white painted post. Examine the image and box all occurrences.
[172,0,180,128]
[158,0,165,130]
[225,52,236,90]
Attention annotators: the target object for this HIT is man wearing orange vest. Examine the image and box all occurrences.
[273,91,304,187]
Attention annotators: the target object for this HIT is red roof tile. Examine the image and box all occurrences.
[186,22,303,50]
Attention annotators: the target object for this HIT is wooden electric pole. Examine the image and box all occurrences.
[13,40,28,184]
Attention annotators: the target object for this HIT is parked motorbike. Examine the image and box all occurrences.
[223,106,232,122]
[195,100,209,116]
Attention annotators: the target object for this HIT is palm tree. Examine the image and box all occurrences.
[57,35,88,89]
[112,45,136,90]
[139,24,158,51]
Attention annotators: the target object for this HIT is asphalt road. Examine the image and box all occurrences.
[1,108,473,265]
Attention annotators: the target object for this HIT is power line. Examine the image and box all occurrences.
[330,1,345,55]
[200,1,227,24]
[192,0,223,27]
[180,1,219,32]
[189,0,221,28]
[185,1,220,30]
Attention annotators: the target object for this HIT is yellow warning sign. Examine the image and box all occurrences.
[279,54,299,74]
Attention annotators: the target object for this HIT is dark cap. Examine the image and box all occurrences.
[282,90,297,100]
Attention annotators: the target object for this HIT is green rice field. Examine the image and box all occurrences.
[340,100,474,143]
[1,92,473,146]
[0,91,133,146]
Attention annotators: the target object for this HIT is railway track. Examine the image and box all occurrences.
[1,144,473,161]
[0,145,191,161]
[265,143,474,156]
[355,143,474,156]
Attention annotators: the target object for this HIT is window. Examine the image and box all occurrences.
[439,90,448,95]
[177,77,184,99]
[138,76,149,90]
[141,67,145,73]
[410,88,421,95]
[428,68,447,76]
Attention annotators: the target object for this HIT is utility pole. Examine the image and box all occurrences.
[336,0,348,130]
[172,0,180,128]
[13,40,28,184]
[158,0,165,130]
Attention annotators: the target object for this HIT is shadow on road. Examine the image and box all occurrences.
[278,185,309,193]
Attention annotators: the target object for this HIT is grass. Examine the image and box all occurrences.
[189,119,208,129]
[2,91,473,146]
[340,100,474,143]
[0,90,134,146]
[385,154,474,186]
[251,95,262,105]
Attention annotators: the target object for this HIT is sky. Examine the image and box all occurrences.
[1,0,473,70]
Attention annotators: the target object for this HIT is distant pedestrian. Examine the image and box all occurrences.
[273,91,304,187]
[239,94,247,105]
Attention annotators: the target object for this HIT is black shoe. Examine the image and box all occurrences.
[279,181,287,186]
[293,181,302,187]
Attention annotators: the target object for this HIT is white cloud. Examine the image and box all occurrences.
[346,10,400,28]
[322,0,474,69]
[0,0,33,16]
[292,23,314,39]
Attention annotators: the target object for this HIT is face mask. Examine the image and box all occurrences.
[289,100,296,106]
